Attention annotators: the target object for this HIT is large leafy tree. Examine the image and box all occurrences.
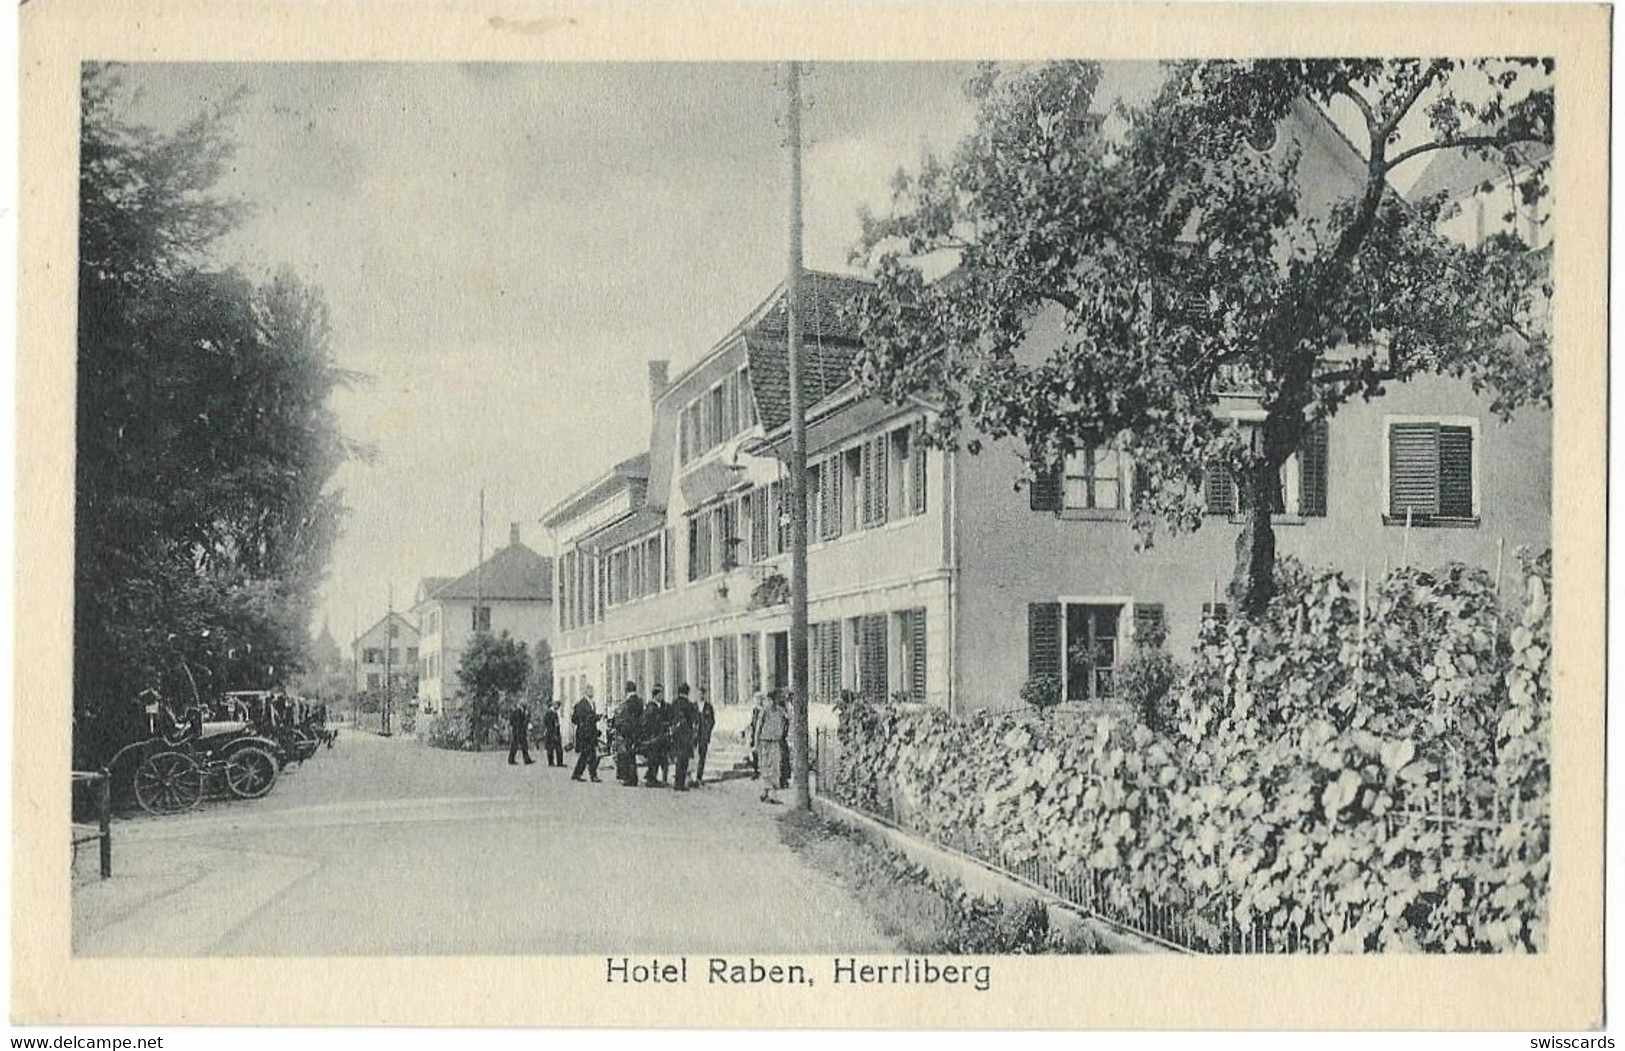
[456,631,532,746]
[76,64,358,758]
[850,59,1552,615]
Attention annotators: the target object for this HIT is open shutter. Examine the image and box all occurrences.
[860,614,889,699]
[1027,602,1063,679]
[909,609,927,700]
[859,441,875,525]
[1389,422,1440,517]
[1030,463,1062,512]
[911,422,928,515]
[1438,425,1474,518]
[1203,464,1237,516]
[872,436,890,526]
[821,457,841,539]
[1132,603,1167,648]
[1299,419,1329,517]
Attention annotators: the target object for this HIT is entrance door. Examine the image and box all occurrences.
[768,631,790,692]
[1065,603,1123,702]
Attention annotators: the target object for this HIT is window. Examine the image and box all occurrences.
[367,673,380,690]
[742,633,762,698]
[1065,446,1127,511]
[842,447,864,532]
[648,647,665,695]
[770,482,789,555]
[668,644,687,693]
[716,501,738,570]
[1064,603,1122,702]
[1202,419,1328,518]
[363,647,382,665]
[388,648,400,665]
[1387,419,1476,523]
[472,606,491,632]
[691,641,712,698]
[688,511,714,581]
[888,429,911,519]
[894,608,927,701]
[738,367,756,429]
[715,637,738,704]
[709,384,727,450]
[663,530,675,590]
[858,613,889,700]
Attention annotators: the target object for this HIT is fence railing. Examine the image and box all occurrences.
[811,726,1545,954]
[71,769,112,880]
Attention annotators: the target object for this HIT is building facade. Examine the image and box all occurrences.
[541,105,1551,717]
[413,525,555,714]
[351,612,420,701]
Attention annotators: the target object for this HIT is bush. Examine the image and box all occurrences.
[1019,673,1062,713]
[423,708,472,750]
[1117,646,1180,734]
[831,557,1552,953]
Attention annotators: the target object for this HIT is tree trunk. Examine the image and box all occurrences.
[1228,461,1278,617]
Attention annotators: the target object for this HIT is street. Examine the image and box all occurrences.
[72,730,893,956]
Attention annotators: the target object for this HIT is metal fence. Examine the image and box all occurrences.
[812,726,1544,954]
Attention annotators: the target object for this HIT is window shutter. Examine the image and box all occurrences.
[1132,603,1166,648]
[873,436,890,525]
[909,608,927,700]
[1388,422,1440,517]
[820,458,840,539]
[1299,419,1329,517]
[1029,463,1062,512]
[1203,464,1237,516]
[860,613,889,699]
[911,422,928,515]
[1027,602,1062,679]
[860,440,875,525]
[753,486,770,559]
[1438,425,1474,518]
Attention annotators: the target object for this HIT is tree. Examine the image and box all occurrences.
[75,64,361,760]
[455,631,531,747]
[525,638,555,708]
[850,59,1552,616]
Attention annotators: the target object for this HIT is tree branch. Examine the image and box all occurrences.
[1380,61,1446,142]
[1385,132,1550,174]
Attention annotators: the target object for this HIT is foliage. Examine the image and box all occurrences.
[748,572,791,611]
[1117,646,1181,734]
[848,59,1552,614]
[832,557,1550,952]
[778,810,1101,954]
[75,63,361,764]
[455,631,531,747]
[525,639,555,707]
[1019,673,1063,712]
[422,708,473,751]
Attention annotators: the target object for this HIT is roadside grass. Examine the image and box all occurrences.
[778,809,1103,954]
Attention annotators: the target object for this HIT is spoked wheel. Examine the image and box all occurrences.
[133,750,205,815]
[224,746,279,800]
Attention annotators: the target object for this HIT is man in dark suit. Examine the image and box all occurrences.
[540,700,564,767]
[507,702,534,765]
[694,688,717,786]
[640,685,669,787]
[613,682,643,786]
[669,685,699,791]
[570,693,601,782]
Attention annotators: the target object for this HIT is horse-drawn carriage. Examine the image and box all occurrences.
[108,695,284,815]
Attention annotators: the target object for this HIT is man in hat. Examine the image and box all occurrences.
[669,684,699,791]
[640,685,669,787]
[507,701,534,766]
[693,687,717,786]
[540,699,564,767]
[570,691,601,782]
[613,681,643,787]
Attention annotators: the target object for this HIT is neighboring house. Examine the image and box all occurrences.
[414,526,555,714]
[351,612,420,701]
[540,105,1551,716]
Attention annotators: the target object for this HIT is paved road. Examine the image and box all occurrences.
[72,731,892,956]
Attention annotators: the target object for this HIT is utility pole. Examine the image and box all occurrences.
[381,583,394,736]
[785,60,811,810]
[477,488,486,634]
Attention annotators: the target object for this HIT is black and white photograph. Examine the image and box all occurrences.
[15,0,1609,1034]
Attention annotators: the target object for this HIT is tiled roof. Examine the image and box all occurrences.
[416,577,452,603]
[425,541,554,603]
[541,452,651,527]
[741,272,872,434]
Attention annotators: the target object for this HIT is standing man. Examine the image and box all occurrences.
[694,688,717,786]
[507,700,534,766]
[613,681,643,787]
[640,685,669,787]
[669,685,698,791]
[756,693,788,805]
[540,700,564,767]
[570,692,601,782]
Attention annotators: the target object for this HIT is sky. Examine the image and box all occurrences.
[117,61,1005,644]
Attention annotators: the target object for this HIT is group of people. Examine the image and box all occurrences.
[503,682,797,805]
[607,681,717,791]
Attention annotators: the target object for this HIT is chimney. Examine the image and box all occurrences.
[647,359,670,409]
[509,522,521,547]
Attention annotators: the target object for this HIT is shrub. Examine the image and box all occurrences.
[830,557,1551,953]
[1117,646,1180,734]
[1019,673,1062,713]
[422,708,472,750]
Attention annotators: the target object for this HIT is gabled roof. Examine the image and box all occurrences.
[541,452,651,527]
[416,577,452,604]
[418,541,554,605]
[355,610,420,646]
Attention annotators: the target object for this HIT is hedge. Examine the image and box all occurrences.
[832,555,1550,953]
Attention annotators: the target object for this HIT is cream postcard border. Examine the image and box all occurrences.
[14,0,1609,1029]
